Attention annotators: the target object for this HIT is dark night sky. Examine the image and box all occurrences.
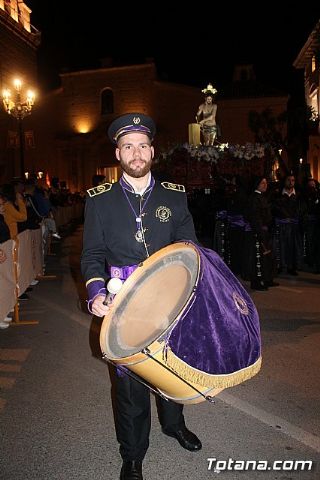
[27,2,319,100]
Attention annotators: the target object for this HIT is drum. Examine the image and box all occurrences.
[100,242,261,405]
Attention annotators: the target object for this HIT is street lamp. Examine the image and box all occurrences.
[2,78,36,178]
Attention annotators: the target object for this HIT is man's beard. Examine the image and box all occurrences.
[120,158,152,178]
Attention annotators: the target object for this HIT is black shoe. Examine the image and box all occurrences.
[162,425,202,451]
[120,460,143,480]
[18,293,30,300]
[266,281,279,287]
[250,282,268,291]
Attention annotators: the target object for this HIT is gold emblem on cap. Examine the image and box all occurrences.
[156,206,172,223]
[133,117,141,125]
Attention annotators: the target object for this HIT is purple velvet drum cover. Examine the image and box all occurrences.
[165,243,262,389]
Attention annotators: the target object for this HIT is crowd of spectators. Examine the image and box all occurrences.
[2,171,319,327]
[0,177,85,328]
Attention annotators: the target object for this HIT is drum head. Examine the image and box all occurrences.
[103,243,200,359]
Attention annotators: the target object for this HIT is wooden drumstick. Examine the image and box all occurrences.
[103,277,123,305]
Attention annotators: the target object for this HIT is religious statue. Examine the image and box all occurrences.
[196,83,218,146]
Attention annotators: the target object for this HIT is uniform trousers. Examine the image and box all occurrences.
[114,372,185,461]
[247,231,274,286]
[278,223,302,271]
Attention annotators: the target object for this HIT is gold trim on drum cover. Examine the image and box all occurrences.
[163,349,262,389]
[99,241,261,403]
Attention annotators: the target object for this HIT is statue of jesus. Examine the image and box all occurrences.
[196,83,218,146]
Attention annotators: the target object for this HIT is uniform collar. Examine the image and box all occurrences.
[120,172,154,195]
[282,187,296,197]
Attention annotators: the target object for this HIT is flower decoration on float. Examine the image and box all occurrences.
[155,142,266,166]
[229,143,265,160]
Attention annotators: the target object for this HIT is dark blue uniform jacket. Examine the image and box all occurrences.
[81,179,198,295]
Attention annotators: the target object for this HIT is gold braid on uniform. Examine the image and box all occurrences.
[161,182,185,192]
[163,348,262,389]
[87,183,113,197]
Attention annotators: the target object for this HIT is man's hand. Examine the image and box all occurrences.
[91,294,113,317]
[16,192,25,203]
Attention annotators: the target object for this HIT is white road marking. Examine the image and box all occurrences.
[35,296,320,453]
[219,391,320,453]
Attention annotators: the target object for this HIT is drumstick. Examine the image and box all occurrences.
[103,277,123,305]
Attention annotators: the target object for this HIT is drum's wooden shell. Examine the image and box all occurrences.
[100,243,223,404]
[104,338,223,404]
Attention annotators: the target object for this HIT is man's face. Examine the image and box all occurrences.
[116,132,154,178]
[257,178,268,193]
[285,176,295,189]
[308,180,316,190]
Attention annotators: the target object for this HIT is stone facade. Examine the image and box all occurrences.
[0,3,288,191]
[294,19,320,180]
[27,65,287,192]
[0,1,40,182]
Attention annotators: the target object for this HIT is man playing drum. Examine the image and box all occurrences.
[81,113,201,480]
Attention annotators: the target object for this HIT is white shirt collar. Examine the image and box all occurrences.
[282,187,296,197]
[123,172,151,195]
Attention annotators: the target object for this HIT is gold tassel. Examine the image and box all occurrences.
[164,349,262,389]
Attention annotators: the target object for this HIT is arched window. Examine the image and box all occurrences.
[101,89,114,115]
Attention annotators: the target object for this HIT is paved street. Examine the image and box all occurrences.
[1,225,320,480]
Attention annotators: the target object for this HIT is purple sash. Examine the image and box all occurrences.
[109,264,138,280]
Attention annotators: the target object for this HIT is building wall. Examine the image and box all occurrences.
[0,3,39,182]
[29,63,157,190]
[305,60,320,180]
[0,1,289,190]
[153,81,287,148]
[11,62,289,191]
[0,23,38,88]
[218,96,287,145]
[293,20,320,181]
[153,82,200,147]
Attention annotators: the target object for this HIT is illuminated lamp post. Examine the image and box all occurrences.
[2,78,36,178]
